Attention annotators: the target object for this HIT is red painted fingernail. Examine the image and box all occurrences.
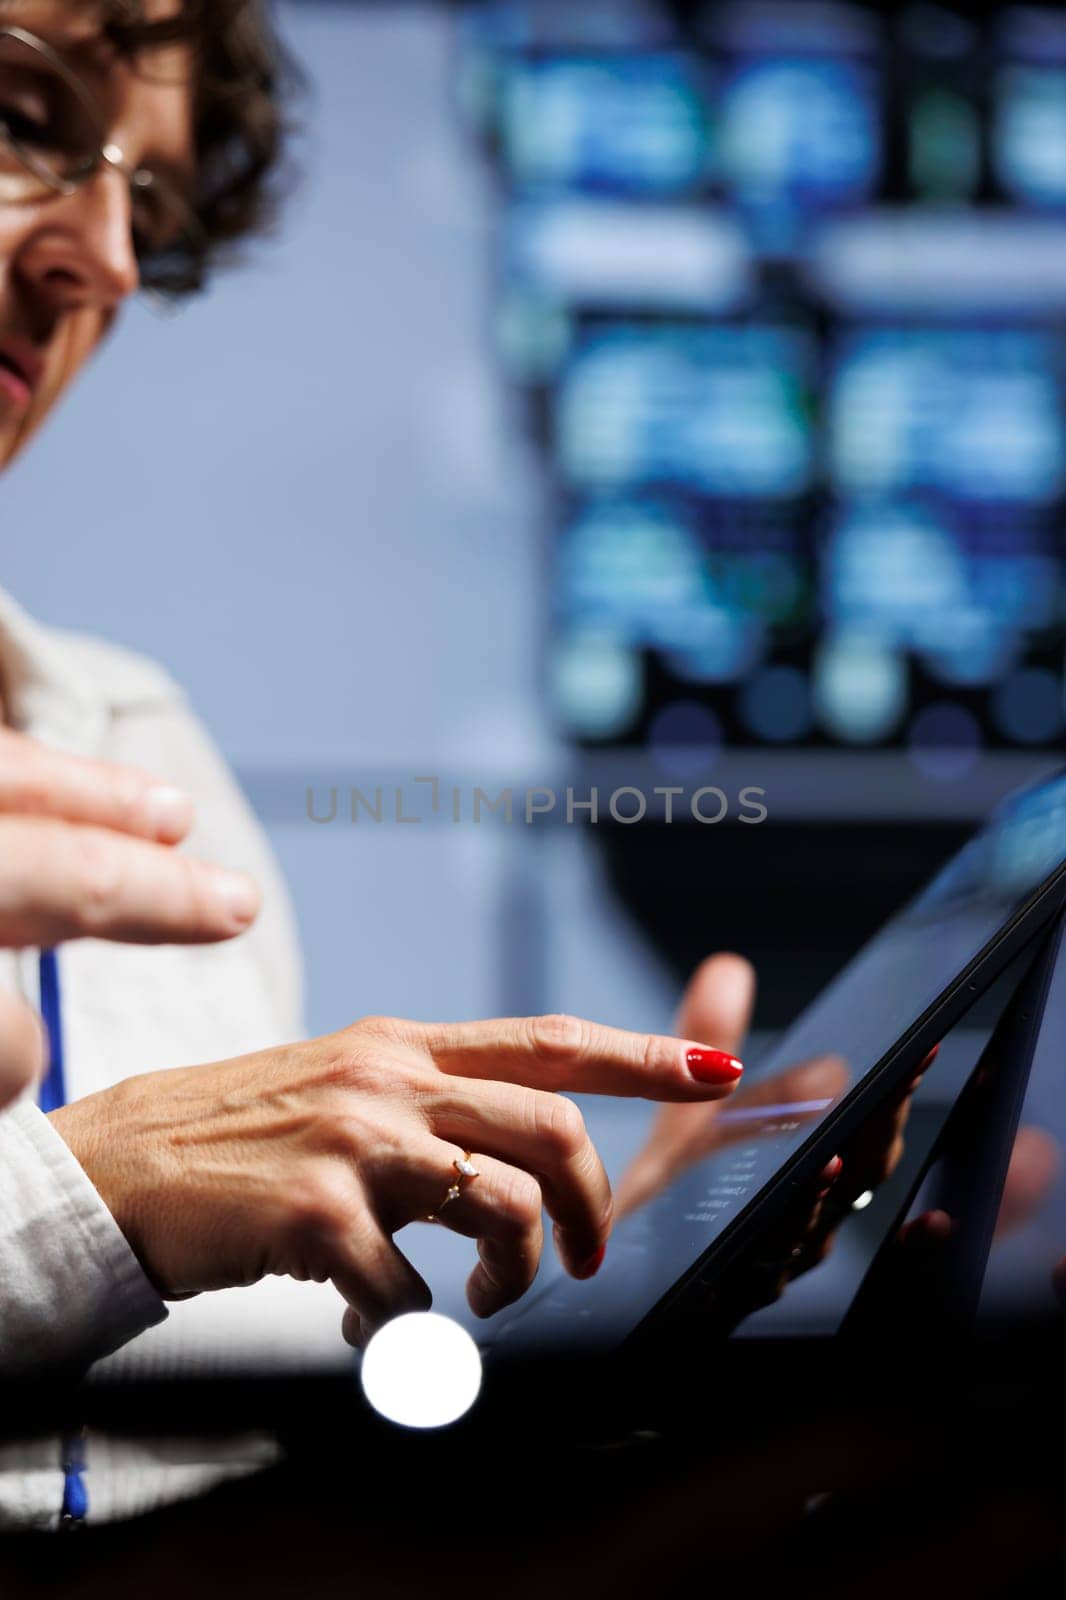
[575,1244,606,1280]
[686,1048,744,1085]
[919,1043,940,1071]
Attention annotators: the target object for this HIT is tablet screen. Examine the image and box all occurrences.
[492,769,1066,1353]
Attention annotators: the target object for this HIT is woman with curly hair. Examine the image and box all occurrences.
[0,0,753,1528]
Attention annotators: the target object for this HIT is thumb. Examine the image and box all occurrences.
[0,990,46,1110]
[616,955,756,1217]
[675,952,756,1054]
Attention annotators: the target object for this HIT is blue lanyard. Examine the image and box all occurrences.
[37,950,88,1529]
[37,949,67,1114]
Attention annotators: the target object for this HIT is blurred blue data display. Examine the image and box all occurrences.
[460,0,674,55]
[995,66,1066,207]
[557,499,709,649]
[552,501,811,740]
[500,54,715,196]
[823,510,1062,662]
[717,55,881,214]
[556,499,807,659]
[556,324,814,497]
[830,328,1066,505]
[995,2,1066,214]
[456,1,1066,759]
[455,0,678,136]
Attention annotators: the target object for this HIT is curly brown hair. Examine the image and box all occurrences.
[103,0,296,294]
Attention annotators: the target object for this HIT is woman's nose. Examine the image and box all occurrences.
[12,167,140,314]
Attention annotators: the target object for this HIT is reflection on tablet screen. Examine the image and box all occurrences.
[492,770,1066,1354]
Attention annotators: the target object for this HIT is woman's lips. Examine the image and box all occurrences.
[0,361,33,411]
[0,338,44,412]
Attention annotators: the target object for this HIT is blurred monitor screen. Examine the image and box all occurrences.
[717,55,881,214]
[995,65,1066,207]
[824,514,1060,650]
[500,55,715,196]
[460,1,1066,762]
[557,501,807,657]
[829,328,1066,505]
[555,324,814,498]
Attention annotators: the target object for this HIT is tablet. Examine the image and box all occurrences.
[490,768,1066,1359]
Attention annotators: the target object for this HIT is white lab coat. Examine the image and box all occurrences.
[0,586,353,1527]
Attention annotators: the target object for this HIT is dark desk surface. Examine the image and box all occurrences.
[1,1334,1064,1600]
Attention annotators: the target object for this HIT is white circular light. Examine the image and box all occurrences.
[852,1190,875,1212]
[360,1313,483,1430]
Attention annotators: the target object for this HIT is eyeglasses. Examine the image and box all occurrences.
[0,23,207,299]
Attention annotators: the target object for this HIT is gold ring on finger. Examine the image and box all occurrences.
[425,1151,480,1223]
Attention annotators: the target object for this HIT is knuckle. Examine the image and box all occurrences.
[641,1031,673,1080]
[495,1168,542,1230]
[111,770,150,833]
[11,763,52,817]
[532,1092,588,1161]
[479,1235,536,1294]
[349,1015,403,1043]
[289,1171,351,1237]
[182,857,220,932]
[1,735,50,813]
[331,1035,416,1101]
[73,830,124,930]
[528,1013,587,1064]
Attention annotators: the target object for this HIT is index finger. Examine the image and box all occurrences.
[422,1014,744,1102]
[0,727,194,844]
[0,818,260,946]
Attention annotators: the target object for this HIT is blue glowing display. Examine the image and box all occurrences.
[995,66,1066,207]
[830,329,1066,505]
[557,325,814,497]
[718,56,881,211]
[458,2,1066,757]
[501,55,714,196]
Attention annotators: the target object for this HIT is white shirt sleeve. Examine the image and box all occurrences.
[0,1098,167,1374]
